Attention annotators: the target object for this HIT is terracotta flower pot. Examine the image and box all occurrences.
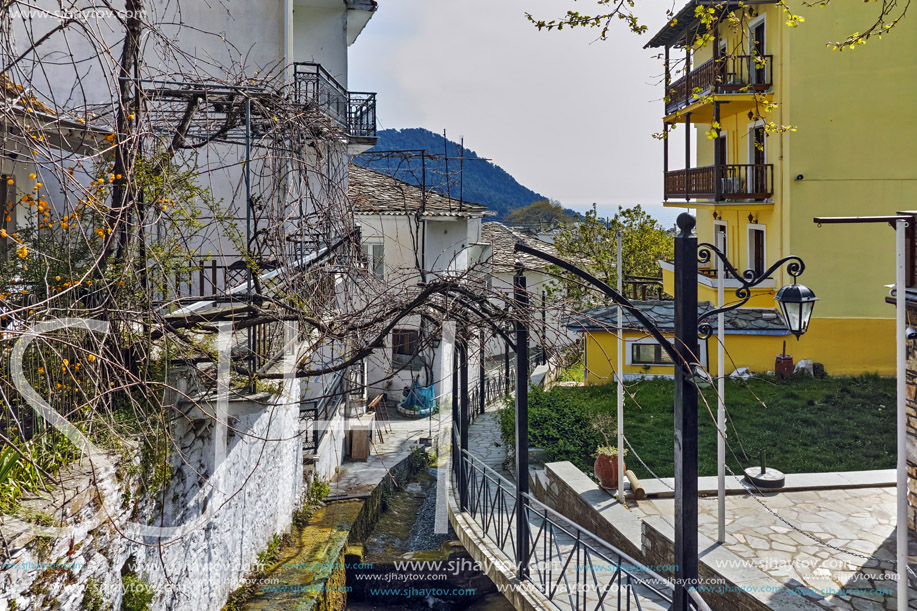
[594,453,625,490]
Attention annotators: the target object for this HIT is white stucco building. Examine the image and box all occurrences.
[1,2,380,610]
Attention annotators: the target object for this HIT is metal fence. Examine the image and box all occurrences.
[468,365,516,423]
[300,368,347,452]
[459,451,711,611]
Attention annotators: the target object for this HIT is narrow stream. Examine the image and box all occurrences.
[347,467,512,611]
[237,462,511,611]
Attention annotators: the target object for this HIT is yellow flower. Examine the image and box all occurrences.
[38,367,44,374]
[35,183,42,188]
[0,230,6,238]
[5,179,12,185]
[87,354,96,363]
[29,173,36,180]
[16,245,27,259]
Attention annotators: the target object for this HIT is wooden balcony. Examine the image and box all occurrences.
[666,55,773,115]
[664,164,773,202]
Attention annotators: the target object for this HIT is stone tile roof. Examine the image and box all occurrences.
[480,222,559,272]
[349,164,489,217]
[567,300,790,335]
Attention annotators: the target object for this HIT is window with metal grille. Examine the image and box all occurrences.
[392,328,422,370]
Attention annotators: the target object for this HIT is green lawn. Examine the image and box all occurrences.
[498,375,895,480]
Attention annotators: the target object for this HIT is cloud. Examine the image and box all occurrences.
[349,0,689,222]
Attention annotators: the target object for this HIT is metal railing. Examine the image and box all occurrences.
[348,92,377,138]
[293,62,377,139]
[458,451,710,611]
[468,366,514,423]
[300,368,347,452]
[624,276,665,300]
[664,163,773,201]
[666,54,774,114]
[159,258,254,300]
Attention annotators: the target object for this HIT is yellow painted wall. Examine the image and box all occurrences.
[660,3,914,375]
[583,317,894,385]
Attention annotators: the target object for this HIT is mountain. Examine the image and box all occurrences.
[355,128,549,220]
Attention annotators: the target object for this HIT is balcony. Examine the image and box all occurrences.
[664,164,773,202]
[666,55,773,116]
[293,62,377,146]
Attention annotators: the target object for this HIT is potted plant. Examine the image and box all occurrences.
[592,413,628,490]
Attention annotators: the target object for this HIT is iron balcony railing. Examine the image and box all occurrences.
[457,451,712,611]
[664,163,773,202]
[293,62,377,138]
[666,54,773,115]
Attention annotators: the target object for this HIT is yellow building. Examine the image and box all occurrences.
[642,0,917,376]
[570,301,793,384]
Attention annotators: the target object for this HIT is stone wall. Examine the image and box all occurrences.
[0,357,349,611]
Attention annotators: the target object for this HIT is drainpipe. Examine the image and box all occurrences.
[284,0,293,83]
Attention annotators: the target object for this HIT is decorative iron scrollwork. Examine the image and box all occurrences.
[695,243,805,339]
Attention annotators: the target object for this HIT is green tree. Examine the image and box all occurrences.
[507,199,569,233]
[550,204,673,310]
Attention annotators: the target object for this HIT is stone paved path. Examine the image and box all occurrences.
[634,486,917,610]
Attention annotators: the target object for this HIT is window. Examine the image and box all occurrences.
[392,329,422,370]
[749,16,766,85]
[626,337,708,368]
[748,225,766,276]
[747,123,767,196]
[631,343,674,366]
[362,241,384,279]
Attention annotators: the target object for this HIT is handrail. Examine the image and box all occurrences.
[460,451,680,604]
[664,164,773,201]
[666,54,774,114]
[293,61,347,98]
[688,587,715,611]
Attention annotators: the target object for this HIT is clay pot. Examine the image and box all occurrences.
[594,453,625,490]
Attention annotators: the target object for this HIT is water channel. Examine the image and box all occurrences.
[239,462,512,611]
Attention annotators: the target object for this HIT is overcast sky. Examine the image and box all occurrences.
[348,0,692,229]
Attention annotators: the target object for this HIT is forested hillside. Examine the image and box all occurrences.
[355,128,549,219]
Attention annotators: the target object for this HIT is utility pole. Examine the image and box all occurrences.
[514,262,530,581]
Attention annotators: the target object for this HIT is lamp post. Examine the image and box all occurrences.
[515,212,815,609]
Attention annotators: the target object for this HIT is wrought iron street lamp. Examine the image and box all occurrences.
[775,283,818,338]
[512,211,813,610]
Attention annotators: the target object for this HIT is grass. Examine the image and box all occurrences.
[499,374,895,479]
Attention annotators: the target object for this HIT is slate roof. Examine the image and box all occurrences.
[567,300,790,335]
[349,164,489,217]
[480,222,559,272]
